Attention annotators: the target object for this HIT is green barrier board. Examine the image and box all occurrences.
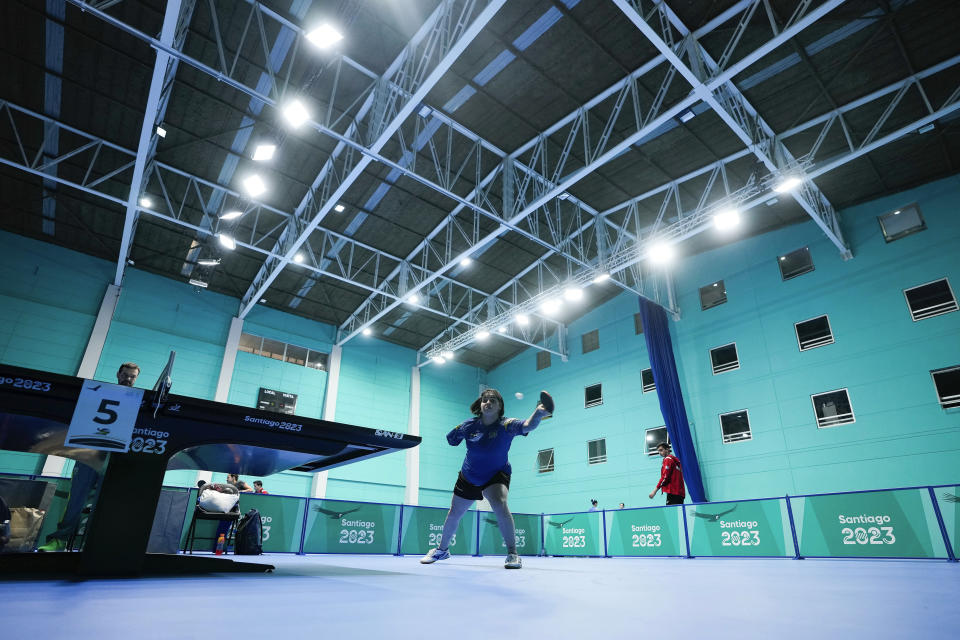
[686,499,792,557]
[543,512,603,556]
[399,506,476,556]
[477,511,541,556]
[605,506,685,556]
[237,494,306,553]
[302,499,400,554]
[794,489,947,558]
[933,486,960,558]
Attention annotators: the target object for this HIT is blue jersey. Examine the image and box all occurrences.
[446,416,528,486]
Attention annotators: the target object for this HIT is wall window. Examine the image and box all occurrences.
[903,278,958,321]
[634,312,644,335]
[645,426,668,456]
[587,438,607,464]
[719,410,752,444]
[585,383,603,408]
[795,315,834,351]
[700,280,727,310]
[710,343,740,374]
[931,366,960,410]
[879,204,926,242]
[238,332,329,371]
[536,350,551,371]
[777,246,814,280]
[811,389,855,428]
[537,449,555,473]
[641,368,655,393]
[582,329,599,354]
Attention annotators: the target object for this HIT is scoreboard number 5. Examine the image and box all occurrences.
[66,380,144,452]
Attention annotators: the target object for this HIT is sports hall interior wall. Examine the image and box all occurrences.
[488,174,960,514]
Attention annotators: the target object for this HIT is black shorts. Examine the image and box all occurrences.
[666,493,685,505]
[453,470,511,501]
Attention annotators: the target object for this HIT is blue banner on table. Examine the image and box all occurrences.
[238,493,306,553]
[605,506,685,556]
[793,489,948,558]
[399,505,476,556]
[477,511,541,556]
[302,499,400,554]
[543,512,603,556]
[686,499,793,557]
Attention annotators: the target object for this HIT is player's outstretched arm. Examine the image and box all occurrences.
[521,391,553,433]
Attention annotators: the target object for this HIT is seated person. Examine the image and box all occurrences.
[226,473,253,493]
[0,495,11,550]
[252,481,268,494]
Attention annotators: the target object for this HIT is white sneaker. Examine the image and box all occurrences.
[420,547,451,564]
[504,552,522,569]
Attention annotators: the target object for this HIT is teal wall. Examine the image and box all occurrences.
[487,174,960,510]
[418,360,484,507]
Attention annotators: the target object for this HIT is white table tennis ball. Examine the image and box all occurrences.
[515,392,524,400]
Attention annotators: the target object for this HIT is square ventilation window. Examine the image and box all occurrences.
[634,312,644,335]
[306,349,329,370]
[587,438,607,464]
[585,383,603,408]
[904,278,958,321]
[811,389,855,428]
[641,368,656,393]
[795,315,834,351]
[644,426,668,456]
[931,366,960,410]
[777,246,814,281]
[261,338,286,361]
[710,343,740,375]
[700,280,727,310]
[537,448,555,473]
[238,332,263,355]
[536,350,551,371]
[720,409,752,444]
[582,329,600,354]
[285,344,308,366]
[879,204,926,242]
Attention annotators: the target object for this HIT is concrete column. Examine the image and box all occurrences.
[312,344,343,499]
[214,316,244,403]
[404,365,421,506]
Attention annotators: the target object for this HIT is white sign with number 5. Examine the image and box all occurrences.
[65,380,144,452]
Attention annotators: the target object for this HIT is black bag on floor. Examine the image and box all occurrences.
[235,508,263,555]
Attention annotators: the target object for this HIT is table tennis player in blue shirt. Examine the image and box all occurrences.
[421,388,552,569]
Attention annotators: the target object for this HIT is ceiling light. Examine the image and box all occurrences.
[188,278,208,288]
[218,233,236,250]
[156,126,167,138]
[765,197,778,206]
[476,330,490,341]
[407,293,420,305]
[260,298,267,304]
[459,257,472,267]
[540,298,562,315]
[592,272,610,284]
[917,123,935,134]
[220,210,243,220]
[558,192,570,201]
[243,174,266,197]
[564,287,583,301]
[773,176,803,193]
[647,242,674,264]
[678,108,695,123]
[293,253,305,263]
[362,327,372,336]
[197,258,220,266]
[893,210,901,215]
[139,197,152,208]
[253,144,276,162]
[442,350,454,360]
[515,314,529,326]
[418,105,433,118]
[779,256,787,262]
[497,326,507,333]
[431,355,446,365]
[713,208,741,230]
[334,204,345,212]
[282,100,311,128]
[305,23,343,49]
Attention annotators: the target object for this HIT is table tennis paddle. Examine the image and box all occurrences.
[538,390,554,418]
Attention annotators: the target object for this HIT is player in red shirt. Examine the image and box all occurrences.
[649,442,685,505]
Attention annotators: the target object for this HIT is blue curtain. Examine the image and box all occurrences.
[638,297,707,503]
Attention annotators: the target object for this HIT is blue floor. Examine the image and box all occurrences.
[2,554,958,639]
